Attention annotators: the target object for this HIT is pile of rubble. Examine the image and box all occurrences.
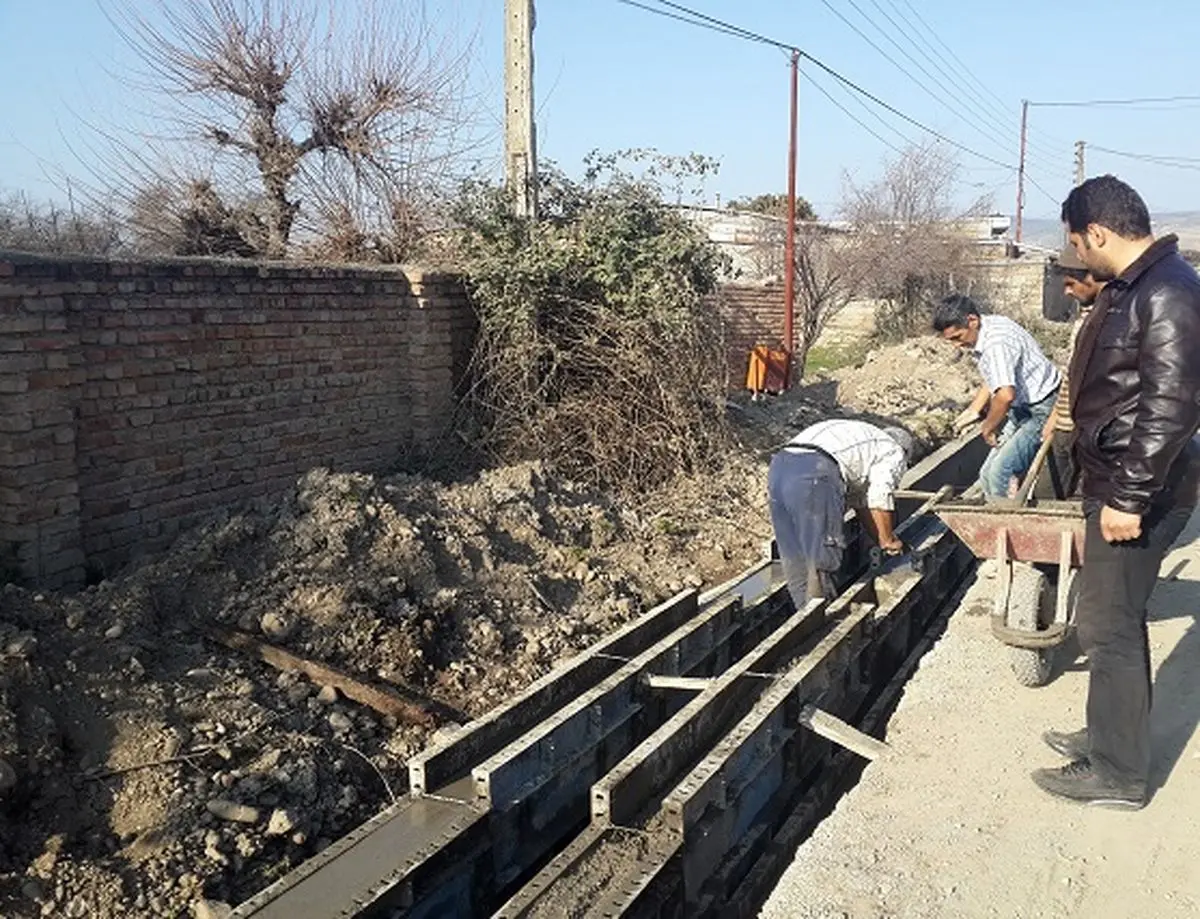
[0,458,772,918]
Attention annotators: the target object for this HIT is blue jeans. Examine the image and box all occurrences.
[767,450,846,610]
[978,388,1059,498]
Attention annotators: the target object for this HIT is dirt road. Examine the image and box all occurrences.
[761,512,1200,919]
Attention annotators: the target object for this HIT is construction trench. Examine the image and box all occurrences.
[230,434,989,919]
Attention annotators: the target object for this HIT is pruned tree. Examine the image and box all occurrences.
[94,0,476,260]
[840,142,989,338]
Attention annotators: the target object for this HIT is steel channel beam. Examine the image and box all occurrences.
[237,590,705,919]
[472,594,742,810]
[230,777,486,919]
[236,435,983,919]
[722,567,971,919]
[678,594,915,909]
[491,548,947,919]
[491,823,681,919]
[678,526,971,915]
[411,589,702,795]
[456,592,749,901]
[550,523,965,919]
[592,592,828,829]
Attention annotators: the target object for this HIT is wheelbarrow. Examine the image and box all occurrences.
[900,439,1085,687]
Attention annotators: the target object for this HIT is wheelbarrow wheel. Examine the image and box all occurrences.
[1005,563,1056,688]
[1009,646,1054,687]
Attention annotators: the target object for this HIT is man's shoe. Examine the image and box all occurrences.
[1031,758,1146,810]
[1043,728,1088,760]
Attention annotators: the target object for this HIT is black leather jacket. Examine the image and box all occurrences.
[1069,235,1200,513]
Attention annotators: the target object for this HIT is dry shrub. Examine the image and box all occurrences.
[452,153,732,491]
[841,141,989,341]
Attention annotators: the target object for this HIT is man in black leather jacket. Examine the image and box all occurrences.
[1033,175,1200,809]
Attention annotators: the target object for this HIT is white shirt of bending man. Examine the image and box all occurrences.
[785,419,910,511]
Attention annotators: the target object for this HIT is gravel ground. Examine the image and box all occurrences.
[761,513,1200,919]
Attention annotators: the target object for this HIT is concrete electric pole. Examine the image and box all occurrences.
[1015,99,1028,244]
[1074,140,1086,186]
[505,0,537,218]
[783,49,800,379]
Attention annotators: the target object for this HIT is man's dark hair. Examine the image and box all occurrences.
[931,293,983,332]
[1060,175,1152,239]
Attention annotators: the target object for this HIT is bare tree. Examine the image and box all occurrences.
[0,190,124,256]
[792,226,865,375]
[94,0,477,260]
[840,142,989,338]
[735,214,863,375]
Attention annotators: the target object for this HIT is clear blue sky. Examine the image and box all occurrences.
[3,0,1199,222]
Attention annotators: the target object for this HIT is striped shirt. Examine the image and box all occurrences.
[1053,304,1093,433]
[972,314,1061,406]
[784,419,908,511]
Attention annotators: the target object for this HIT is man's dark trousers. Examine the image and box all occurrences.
[1076,500,1194,788]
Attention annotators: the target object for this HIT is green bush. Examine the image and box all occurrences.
[451,152,732,491]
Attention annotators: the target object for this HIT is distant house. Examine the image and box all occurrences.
[673,204,847,283]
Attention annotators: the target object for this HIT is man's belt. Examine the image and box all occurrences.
[784,442,842,471]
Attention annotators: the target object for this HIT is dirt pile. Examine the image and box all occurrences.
[830,337,980,443]
[0,458,773,918]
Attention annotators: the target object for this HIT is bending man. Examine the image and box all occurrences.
[768,419,913,611]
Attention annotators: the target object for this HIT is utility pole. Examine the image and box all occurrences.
[783,49,800,383]
[505,0,537,218]
[1015,99,1028,244]
[1074,140,1086,186]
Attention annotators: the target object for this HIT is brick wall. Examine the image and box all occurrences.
[0,252,475,587]
[714,283,788,386]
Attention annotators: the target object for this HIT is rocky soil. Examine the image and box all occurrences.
[0,335,967,918]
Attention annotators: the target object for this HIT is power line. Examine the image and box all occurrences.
[870,0,1067,165]
[815,0,1026,166]
[1030,95,1200,108]
[817,62,918,150]
[823,0,1062,174]
[617,0,1071,210]
[892,0,1013,119]
[798,55,1017,169]
[800,67,909,156]
[617,0,1024,172]
[869,0,1009,127]
[1023,172,1064,207]
[1090,144,1200,171]
[639,0,793,49]
[615,0,766,43]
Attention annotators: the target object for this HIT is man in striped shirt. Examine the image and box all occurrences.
[768,419,914,611]
[1036,246,1107,499]
[933,294,1062,498]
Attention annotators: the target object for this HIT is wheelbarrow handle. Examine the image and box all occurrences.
[1014,436,1055,507]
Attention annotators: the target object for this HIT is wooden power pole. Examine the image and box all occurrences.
[505,0,537,218]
